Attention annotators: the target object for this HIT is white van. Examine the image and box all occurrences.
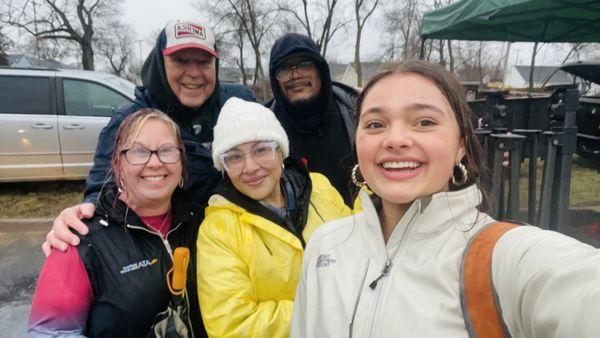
[0,67,135,182]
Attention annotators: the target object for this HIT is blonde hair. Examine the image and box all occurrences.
[111,108,186,185]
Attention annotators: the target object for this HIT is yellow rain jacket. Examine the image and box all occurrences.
[197,160,351,338]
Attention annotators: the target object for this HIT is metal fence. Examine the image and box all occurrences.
[470,88,580,233]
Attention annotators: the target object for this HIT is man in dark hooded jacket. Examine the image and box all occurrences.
[268,33,358,206]
[42,20,256,336]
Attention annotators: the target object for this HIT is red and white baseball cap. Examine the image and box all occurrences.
[162,19,218,57]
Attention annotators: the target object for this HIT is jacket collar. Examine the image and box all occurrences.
[96,183,195,231]
[208,157,312,248]
[359,185,486,243]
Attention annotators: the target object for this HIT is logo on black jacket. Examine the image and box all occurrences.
[120,258,158,274]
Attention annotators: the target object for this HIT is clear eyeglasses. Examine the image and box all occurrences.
[121,146,182,165]
[218,141,279,173]
[275,60,316,82]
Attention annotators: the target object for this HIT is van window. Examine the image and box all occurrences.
[63,79,130,117]
[0,76,52,115]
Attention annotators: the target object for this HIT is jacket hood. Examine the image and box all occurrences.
[268,33,333,133]
[141,27,221,141]
[210,157,312,243]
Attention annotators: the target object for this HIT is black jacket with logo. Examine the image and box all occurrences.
[77,185,206,337]
[268,33,359,206]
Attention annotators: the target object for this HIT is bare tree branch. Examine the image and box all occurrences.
[1,0,121,70]
[354,0,379,86]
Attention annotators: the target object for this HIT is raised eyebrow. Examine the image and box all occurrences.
[360,106,384,117]
[225,146,243,153]
[130,142,176,149]
[158,145,178,150]
[408,102,447,116]
[129,142,148,149]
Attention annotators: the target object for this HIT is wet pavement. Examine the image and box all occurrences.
[0,221,48,337]
[0,209,598,337]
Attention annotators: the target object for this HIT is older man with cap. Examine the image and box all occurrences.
[41,19,256,335]
[83,19,256,208]
[268,33,359,206]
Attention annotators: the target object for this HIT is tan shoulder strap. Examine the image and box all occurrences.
[460,221,519,338]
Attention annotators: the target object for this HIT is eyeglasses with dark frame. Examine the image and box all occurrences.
[218,141,279,173]
[121,146,182,165]
[275,60,316,82]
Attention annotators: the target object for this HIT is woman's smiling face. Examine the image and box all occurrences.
[118,118,182,215]
[356,72,466,207]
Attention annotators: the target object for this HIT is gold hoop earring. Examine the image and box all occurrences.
[452,162,468,186]
[179,176,184,188]
[351,164,367,188]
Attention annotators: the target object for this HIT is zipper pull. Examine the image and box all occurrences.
[369,259,392,289]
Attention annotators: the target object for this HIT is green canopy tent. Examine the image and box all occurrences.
[421,0,600,43]
[421,0,600,90]
[419,0,600,230]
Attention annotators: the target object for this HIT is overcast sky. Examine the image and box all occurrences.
[123,0,387,66]
[4,0,567,70]
[123,0,569,72]
[124,0,197,63]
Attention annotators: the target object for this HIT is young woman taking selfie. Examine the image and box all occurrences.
[291,60,600,338]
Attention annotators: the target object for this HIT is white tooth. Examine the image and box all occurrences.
[382,161,420,169]
[145,176,165,181]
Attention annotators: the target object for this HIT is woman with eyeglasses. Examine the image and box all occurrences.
[28,109,205,337]
[196,97,351,338]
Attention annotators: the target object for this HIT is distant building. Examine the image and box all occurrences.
[336,61,389,87]
[219,66,255,85]
[6,54,72,69]
[504,65,573,89]
[328,62,347,83]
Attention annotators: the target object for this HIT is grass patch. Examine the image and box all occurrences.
[570,156,600,207]
[0,156,598,219]
[511,155,600,208]
[0,181,84,219]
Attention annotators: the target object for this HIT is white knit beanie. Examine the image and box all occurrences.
[212,97,289,171]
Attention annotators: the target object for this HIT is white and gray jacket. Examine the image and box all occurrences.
[291,185,600,338]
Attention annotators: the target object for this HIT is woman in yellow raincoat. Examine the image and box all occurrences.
[196,97,351,338]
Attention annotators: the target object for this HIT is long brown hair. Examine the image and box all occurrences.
[355,60,489,210]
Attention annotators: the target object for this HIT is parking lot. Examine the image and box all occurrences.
[0,221,48,337]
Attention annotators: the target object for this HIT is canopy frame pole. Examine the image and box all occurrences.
[419,37,426,59]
